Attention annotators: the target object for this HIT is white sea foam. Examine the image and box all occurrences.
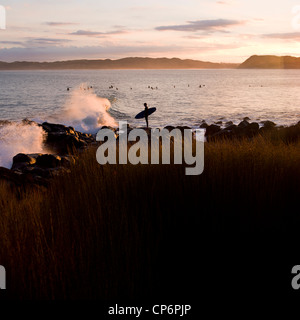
[59,84,117,133]
[0,122,46,169]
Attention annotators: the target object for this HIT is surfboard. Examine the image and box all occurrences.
[135,107,156,119]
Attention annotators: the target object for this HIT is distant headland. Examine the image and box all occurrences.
[238,55,300,69]
[0,55,300,70]
[0,57,237,70]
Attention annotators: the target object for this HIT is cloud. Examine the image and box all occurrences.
[69,29,128,37]
[156,19,244,33]
[0,45,176,62]
[262,32,300,41]
[44,22,79,27]
[0,41,24,45]
[25,38,73,46]
[0,42,246,62]
[0,38,73,49]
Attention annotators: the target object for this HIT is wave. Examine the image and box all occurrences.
[0,121,46,169]
[56,83,117,133]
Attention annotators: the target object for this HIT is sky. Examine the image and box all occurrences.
[0,0,300,62]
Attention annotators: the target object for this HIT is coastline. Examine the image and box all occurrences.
[1,116,300,300]
[1,117,300,186]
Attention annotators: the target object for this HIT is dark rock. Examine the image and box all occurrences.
[215,121,222,125]
[100,126,116,132]
[0,167,22,185]
[262,120,276,129]
[42,122,73,134]
[45,132,88,154]
[11,162,30,171]
[238,120,250,128]
[200,122,208,129]
[22,118,39,126]
[226,124,237,131]
[13,153,36,165]
[243,122,259,137]
[176,126,191,132]
[205,124,221,137]
[0,120,11,126]
[27,153,43,159]
[36,154,62,168]
[208,129,233,141]
[225,121,233,127]
[164,125,176,131]
[243,117,251,121]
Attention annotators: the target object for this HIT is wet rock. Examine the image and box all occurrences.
[225,124,237,131]
[36,154,62,168]
[207,129,233,141]
[0,167,22,186]
[205,124,221,137]
[11,162,31,171]
[243,122,259,137]
[13,153,36,165]
[225,121,233,127]
[46,132,88,154]
[22,118,39,126]
[42,122,73,134]
[200,122,208,129]
[176,126,191,133]
[164,125,176,131]
[238,120,250,128]
[261,120,276,129]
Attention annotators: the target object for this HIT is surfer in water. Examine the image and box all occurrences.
[144,103,149,128]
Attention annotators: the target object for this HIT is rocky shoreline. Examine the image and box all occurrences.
[1,118,300,187]
[0,120,96,187]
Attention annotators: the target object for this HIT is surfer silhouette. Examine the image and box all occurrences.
[144,103,149,128]
[135,103,156,126]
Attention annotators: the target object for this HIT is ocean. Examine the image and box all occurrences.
[0,69,300,167]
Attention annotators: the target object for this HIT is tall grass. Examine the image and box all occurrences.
[1,134,300,300]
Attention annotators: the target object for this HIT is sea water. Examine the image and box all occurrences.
[0,69,300,167]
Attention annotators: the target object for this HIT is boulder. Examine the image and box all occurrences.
[11,162,30,171]
[200,122,208,129]
[36,154,62,168]
[176,126,191,133]
[21,118,39,126]
[0,167,22,186]
[164,125,176,131]
[225,124,237,131]
[205,124,221,137]
[207,129,233,141]
[225,121,233,127]
[13,153,36,165]
[261,120,276,129]
[42,122,73,134]
[238,120,250,128]
[243,122,259,137]
[45,132,88,154]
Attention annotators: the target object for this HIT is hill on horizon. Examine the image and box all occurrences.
[239,55,300,69]
[0,57,238,70]
[1,55,300,70]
